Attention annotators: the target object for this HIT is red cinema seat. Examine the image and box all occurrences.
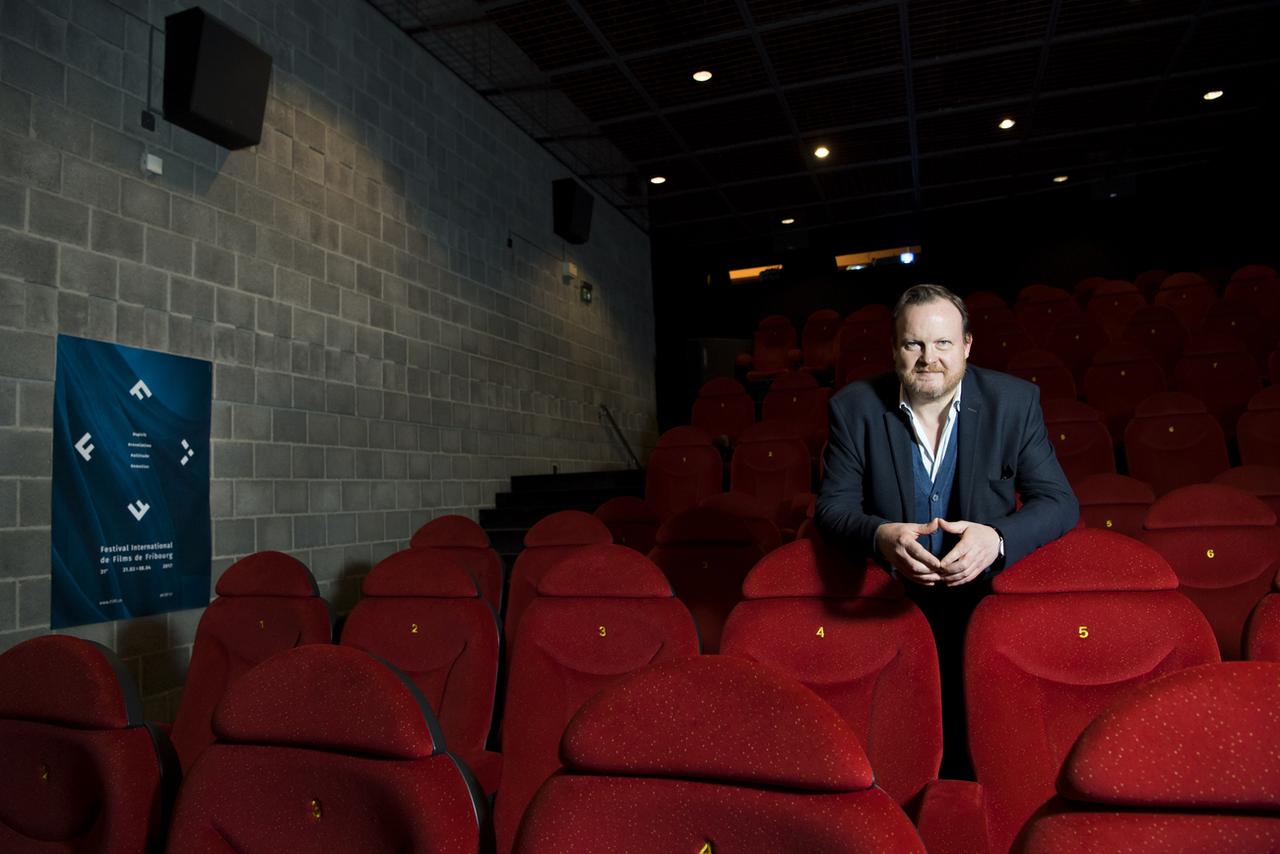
[798,308,842,376]
[496,545,699,854]
[340,549,502,793]
[1040,398,1115,485]
[0,636,176,854]
[1272,349,1280,385]
[1213,464,1280,520]
[1225,268,1280,324]
[1086,280,1145,342]
[737,314,799,381]
[699,491,783,553]
[504,510,611,657]
[1006,349,1077,402]
[835,308,893,388]
[409,513,504,614]
[1203,296,1270,362]
[514,656,926,853]
[690,377,755,446]
[965,529,1219,854]
[1121,304,1186,378]
[1044,315,1108,389]
[1232,263,1278,283]
[1238,385,1280,468]
[720,540,942,807]
[1072,473,1154,538]
[648,507,767,653]
[730,420,814,537]
[1155,272,1218,333]
[1015,284,1079,340]
[1124,392,1229,496]
[1244,574,1280,661]
[1173,333,1261,438]
[969,317,1032,373]
[593,495,661,554]
[167,645,484,854]
[836,342,894,389]
[170,551,332,772]
[1072,275,1110,307]
[966,290,1009,315]
[1083,341,1166,439]
[1139,484,1280,660]
[1133,268,1170,302]
[763,370,831,457]
[643,425,724,521]
[1015,662,1280,852]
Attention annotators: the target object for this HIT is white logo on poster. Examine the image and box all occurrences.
[130,380,152,400]
[127,500,151,521]
[75,433,95,461]
[180,439,194,466]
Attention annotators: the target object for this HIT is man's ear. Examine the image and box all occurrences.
[963,333,973,358]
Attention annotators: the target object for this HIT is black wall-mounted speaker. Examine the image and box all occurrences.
[163,7,272,151]
[552,178,594,245]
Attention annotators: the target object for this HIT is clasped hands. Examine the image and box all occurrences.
[875,518,999,587]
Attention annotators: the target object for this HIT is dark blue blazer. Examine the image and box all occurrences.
[814,365,1079,571]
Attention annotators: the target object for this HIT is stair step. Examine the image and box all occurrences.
[494,487,641,510]
[479,505,598,528]
[509,469,644,493]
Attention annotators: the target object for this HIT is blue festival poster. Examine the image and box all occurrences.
[50,336,212,628]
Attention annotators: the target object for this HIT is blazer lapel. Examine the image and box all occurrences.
[883,408,914,522]
[957,371,984,518]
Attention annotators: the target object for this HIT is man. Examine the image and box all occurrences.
[815,283,1078,778]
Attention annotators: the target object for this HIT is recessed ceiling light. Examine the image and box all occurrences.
[692,70,713,83]
[780,217,795,224]
[900,251,915,264]
[999,118,1016,130]
[649,176,666,185]
[814,146,830,158]
[1203,90,1224,101]
[1053,175,1069,183]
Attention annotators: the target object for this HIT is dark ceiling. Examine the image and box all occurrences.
[367,0,1280,249]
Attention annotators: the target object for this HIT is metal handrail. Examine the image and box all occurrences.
[598,404,641,470]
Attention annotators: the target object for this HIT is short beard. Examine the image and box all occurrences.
[900,364,965,403]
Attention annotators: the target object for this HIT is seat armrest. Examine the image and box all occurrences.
[914,778,990,854]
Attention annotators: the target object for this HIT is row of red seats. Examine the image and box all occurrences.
[9,529,1277,851]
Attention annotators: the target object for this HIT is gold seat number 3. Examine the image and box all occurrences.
[598,626,607,637]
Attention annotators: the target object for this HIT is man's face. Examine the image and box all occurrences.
[894,299,972,404]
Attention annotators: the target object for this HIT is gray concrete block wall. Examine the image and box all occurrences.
[0,0,657,720]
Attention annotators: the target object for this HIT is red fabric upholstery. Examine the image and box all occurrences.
[649,507,766,653]
[799,308,842,373]
[1231,264,1277,283]
[1155,272,1218,333]
[1015,284,1079,340]
[171,552,331,772]
[341,550,500,789]
[1044,315,1108,388]
[410,513,491,549]
[1124,391,1229,495]
[836,341,893,388]
[1239,386,1280,467]
[1173,333,1261,437]
[407,515,503,610]
[1073,275,1110,306]
[732,419,813,532]
[1016,662,1280,852]
[515,656,925,853]
[1203,297,1270,362]
[1040,399,1115,485]
[763,370,831,456]
[495,551,698,853]
[969,317,1032,373]
[1121,303,1186,377]
[699,491,783,553]
[690,377,755,445]
[1245,576,1280,661]
[915,779,991,854]
[1073,473,1154,538]
[1006,349,1076,401]
[0,636,169,854]
[169,645,483,854]
[967,530,1219,853]
[593,495,661,554]
[722,541,941,805]
[1083,341,1166,439]
[1086,280,1146,342]
[644,426,724,520]
[743,314,799,380]
[1139,484,1280,659]
[1213,464,1280,520]
[505,511,612,654]
[835,307,893,387]
[966,290,1008,311]
[1225,272,1280,325]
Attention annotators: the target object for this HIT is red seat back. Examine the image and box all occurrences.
[1238,386,1280,467]
[644,425,724,520]
[1086,280,1146,342]
[409,515,503,612]
[1041,398,1115,484]
[1072,473,1154,538]
[799,308,842,372]
[1121,304,1186,376]
[1173,333,1261,436]
[1007,349,1077,401]
[1016,284,1079,340]
[721,540,941,805]
[1155,273,1218,333]
[745,314,798,378]
[698,491,782,553]
[170,551,331,772]
[340,550,499,761]
[1212,464,1280,520]
[762,371,831,456]
[1045,315,1108,387]
[515,656,925,853]
[730,420,813,523]
[505,510,612,653]
[966,530,1219,853]
[168,645,484,853]
[0,636,172,854]
[690,377,755,445]
[593,495,661,554]
[1245,570,1280,661]
[1123,392,1229,495]
[1083,341,1166,438]
[497,545,699,854]
[969,317,1032,372]
[1016,662,1280,852]
[1139,484,1280,660]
